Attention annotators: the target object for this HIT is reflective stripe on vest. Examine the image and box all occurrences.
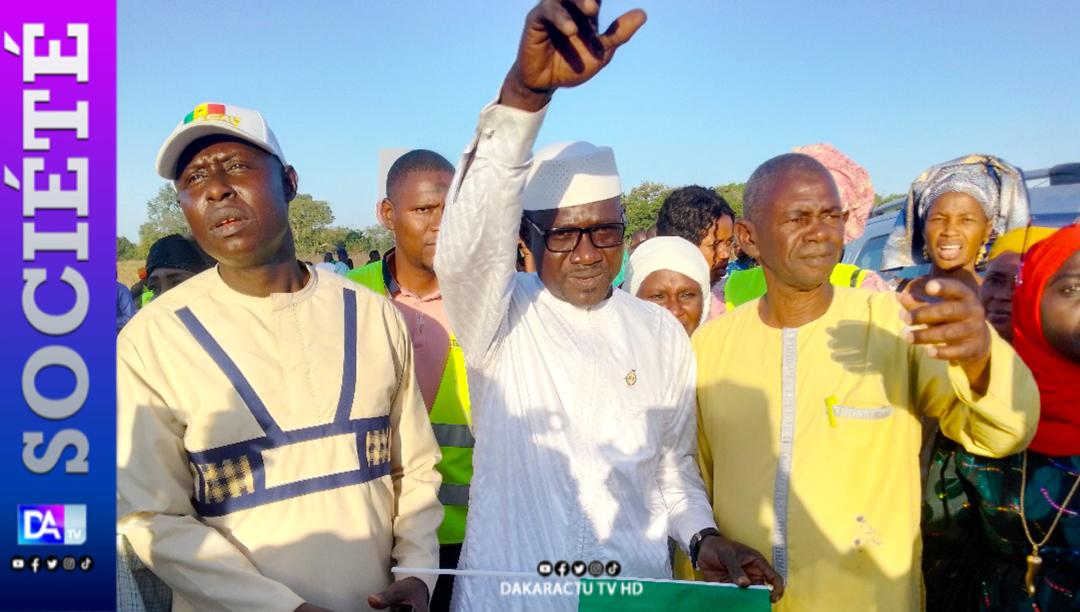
[438,483,471,507]
[431,423,475,448]
[724,263,869,310]
[176,288,392,518]
[348,260,474,545]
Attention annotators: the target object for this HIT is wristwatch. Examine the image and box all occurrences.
[689,527,721,570]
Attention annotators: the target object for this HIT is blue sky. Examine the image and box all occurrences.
[118,1,1080,240]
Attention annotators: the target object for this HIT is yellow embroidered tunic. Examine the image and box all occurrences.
[688,287,1038,612]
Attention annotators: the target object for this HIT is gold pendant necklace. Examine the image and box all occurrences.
[1019,451,1080,597]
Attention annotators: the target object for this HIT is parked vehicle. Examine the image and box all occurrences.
[842,163,1080,280]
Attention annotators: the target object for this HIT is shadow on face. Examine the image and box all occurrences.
[174,136,297,269]
[1041,250,1080,362]
[710,215,735,283]
[980,252,1020,343]
[526,197,625,307]
[381,169,453,274]
[737,167,845,292]
[922,192,990,273]
[635,269,703,336]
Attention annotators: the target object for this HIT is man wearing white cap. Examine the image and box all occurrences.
[434,2,782,610]
[117,102,443,612]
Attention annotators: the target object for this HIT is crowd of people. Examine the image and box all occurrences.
[117,227,376,331]
[115,2,1077,611]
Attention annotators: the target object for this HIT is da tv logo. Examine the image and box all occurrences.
[17,505,86,545]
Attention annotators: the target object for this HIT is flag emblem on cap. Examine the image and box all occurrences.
[183,103,238,126]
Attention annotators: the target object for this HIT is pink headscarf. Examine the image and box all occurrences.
[793,143,875,243]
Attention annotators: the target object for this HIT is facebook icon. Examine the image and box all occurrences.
[17,505,87,546]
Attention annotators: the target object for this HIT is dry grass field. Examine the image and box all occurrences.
[117,259,143,287]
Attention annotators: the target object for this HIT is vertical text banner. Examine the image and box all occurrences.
[0,0,116,609]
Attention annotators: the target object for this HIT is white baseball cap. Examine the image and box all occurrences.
[523,141,622,211]
[155,102,286,180]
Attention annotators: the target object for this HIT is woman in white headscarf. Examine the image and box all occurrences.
[625,236,712,336]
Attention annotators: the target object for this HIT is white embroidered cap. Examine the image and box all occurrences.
[523,141,622,212]
[155,102,286,180]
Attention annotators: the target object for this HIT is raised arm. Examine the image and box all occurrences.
[434,101,545,365]
[435,0,645,365]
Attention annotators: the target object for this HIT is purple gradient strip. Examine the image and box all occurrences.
[0,1,115,609]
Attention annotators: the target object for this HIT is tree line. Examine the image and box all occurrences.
[621,182,903,236]
[118,182,905,262]
[117,184,395,263]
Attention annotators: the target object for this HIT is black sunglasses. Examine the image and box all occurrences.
[524,217,626,253]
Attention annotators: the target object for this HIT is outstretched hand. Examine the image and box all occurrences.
[367,577,429,612]
[899,278,992,394]
[502,0,647,112]
[697,536,785,603]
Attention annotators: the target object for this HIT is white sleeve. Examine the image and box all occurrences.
[116,337,306,612]
[434,100,547,367]
[656,329,719,551]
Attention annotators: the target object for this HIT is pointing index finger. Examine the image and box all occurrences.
[907,298,972,327]
[925,278,976,302]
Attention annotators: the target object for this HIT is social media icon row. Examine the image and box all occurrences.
[10,555,92,573]
[537,559,620,578]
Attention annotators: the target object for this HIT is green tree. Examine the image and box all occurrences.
[621,181,749,237]
[361,224,395,255]
[317,226,352,255]
[874,192,906,207]
[713,183,746,217]
[135,183,187,259]
[311,225,395,263]
[622,181,673,235]
[117,236,138,260]
[288,193,335,255]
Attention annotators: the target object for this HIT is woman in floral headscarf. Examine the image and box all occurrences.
[886,154,1030,298]
[924,224,1080,611]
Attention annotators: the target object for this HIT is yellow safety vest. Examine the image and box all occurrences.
[347,261,473,545]
[724,263,869,311]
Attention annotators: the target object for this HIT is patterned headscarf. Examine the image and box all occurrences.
[792,143,875,243]
[882,154,1031,269]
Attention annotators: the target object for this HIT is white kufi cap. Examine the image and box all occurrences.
[523,141,622,212]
